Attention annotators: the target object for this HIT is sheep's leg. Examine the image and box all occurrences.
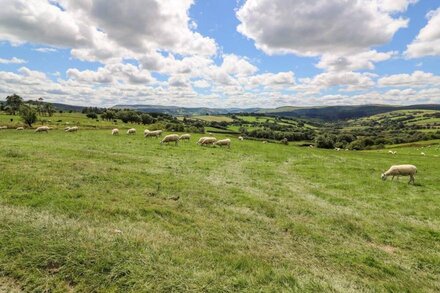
[409,175,415,184]
[391,176,395,181]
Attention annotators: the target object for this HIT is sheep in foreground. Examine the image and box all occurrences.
[381,164,417,184]
[160,134,179,145]
[35,126,50,133]
[127,128,136,135]
[196,137,209,145]
[112,128,119,135]
[144,129,162,138]
[238,136,244,141]
[198,137,217,146]
[16,127,24,130]
[66,126,79,132]
[179,134,191,141]
[214,138,231,148]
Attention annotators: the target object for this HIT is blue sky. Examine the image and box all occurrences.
[0,0,439,107]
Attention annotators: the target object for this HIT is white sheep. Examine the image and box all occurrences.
[179,134,191,141]
[238,136,244,141]
[66,126,79,132]
[144,129,162,138]
[160,134,179,145]
[16,127,24,130]
[112,128,119,135]
[35,126,50,133]
[0,126,7,130]
[214,138,231,148]
[127,128,136,135]
[335,147,341,151]
[198,137,217,146]
[381,164,417,184]
[388,150,397,155]
[196,137,209,145]
[64,127,71,131]
[262,141,267,144]
[421,152,426,156]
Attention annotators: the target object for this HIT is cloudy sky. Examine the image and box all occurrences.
[0,0,439,108]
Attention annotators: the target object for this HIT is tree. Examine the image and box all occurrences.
[141,113,154,125]
[5,94,23,115]
[86,112,98,119]
[19,105,37,127]
[43,103,56,117]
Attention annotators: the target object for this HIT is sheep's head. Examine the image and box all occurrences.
[381,173,387,181]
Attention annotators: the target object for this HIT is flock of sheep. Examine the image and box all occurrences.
[2,124,430,184]
[112,127,232,148]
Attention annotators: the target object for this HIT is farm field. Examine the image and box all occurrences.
[0,128,439,292]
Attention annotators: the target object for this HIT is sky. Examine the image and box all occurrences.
[0,0,439,108]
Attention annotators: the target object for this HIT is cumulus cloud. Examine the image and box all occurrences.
[406,8,440,58]
[297,71,376,93]
[236,0,411,56]
[0,57,26,64]
[0,0,217,62]
[378,71,440,87]
[317,50,396,72]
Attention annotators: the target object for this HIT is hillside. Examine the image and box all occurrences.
[265,104,440,120]
[0,125,439,291]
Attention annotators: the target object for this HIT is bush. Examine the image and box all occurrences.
[19,105,37,127]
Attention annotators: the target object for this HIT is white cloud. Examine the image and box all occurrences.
[236,0,411,56]
[0,0,217,63]
[317,50,396,72]
[378,71,440,87]
[0,57,26,64]
[297,71,376,93]
[33,47,58,53]
[406,8,440,58]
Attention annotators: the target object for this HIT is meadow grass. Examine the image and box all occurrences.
[0,129,439,292]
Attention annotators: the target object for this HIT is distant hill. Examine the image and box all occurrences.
[112,104,261,115]
[51,102,85,112]
[262,104,440,120]
[36,102,440,121]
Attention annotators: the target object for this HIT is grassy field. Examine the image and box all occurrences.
[0,112,129,130]
[191,115,234,123]
[1,128,440,292]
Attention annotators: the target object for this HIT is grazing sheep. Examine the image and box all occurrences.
[421,152,426,156]
[0,126,7,130]
[335,147,341,151]
[144,129,162,138]
[64,127,71,131]
[196,137,209,145]
[238,136,244,141]
[16,127,24,130]
[160,134,179,145]
[388,150,397,155]
[179,134,191,141]
[214,138,231,148]
[281,138,288,145]
[127,128,136,135]
[309,145,314,148]
[35,126,50,133]
[66,126,79,132]
[198,137,217,146]
[381,164,417,184]
[262,141,267,144]
[112,128,119,135]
